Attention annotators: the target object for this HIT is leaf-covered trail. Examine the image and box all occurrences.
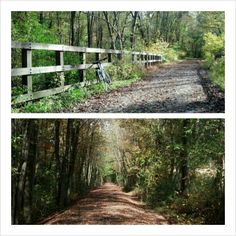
[40,183,169,225]
[65,60,224,113]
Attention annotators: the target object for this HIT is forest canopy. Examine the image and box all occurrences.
[12,119,225,225]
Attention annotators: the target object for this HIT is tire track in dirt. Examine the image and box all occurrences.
[40,183,169,225]
[64,60,224,113]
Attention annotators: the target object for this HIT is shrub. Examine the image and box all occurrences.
[202,32,225,90]
[209,57,225,90]
[106,62,143,81]
[202,33,224,66]
[146,40,184,62]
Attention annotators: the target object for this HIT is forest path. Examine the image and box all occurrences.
[40,183,169,225]
[65,60,224,113]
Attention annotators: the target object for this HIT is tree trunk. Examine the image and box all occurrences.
[66,121,80,195]
[23,120,38,223]
[57,120,72,207]
[87,12,94,47]
[53,120,61,197]
[130,12,138,49]
[70,11,76,46]
[180,119,189,194]
[103,12,116,50]
[39,12,44,24]
[96,12,103,48]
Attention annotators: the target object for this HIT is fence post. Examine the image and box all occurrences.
[96,52,101,61]
[132,53,137,64]
[139,53,142,65]
[22,47,32,97]
[55,50,64,87]
[78,52,86,82]
[95,52,101,81]
[145,53,148,68]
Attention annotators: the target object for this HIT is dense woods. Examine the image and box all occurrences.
[11,12,225,112]
[12,11,224,58]
[12,119,225,224]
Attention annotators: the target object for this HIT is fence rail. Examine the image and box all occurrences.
[11,41,162,104]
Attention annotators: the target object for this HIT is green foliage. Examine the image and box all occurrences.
[100,156,118,183]
[113,119,224,224]
[11,63,143,112]
[168,175,224,224]
[202,33,224,66]
[12,85,27,97]
[12,12,58,43]
[107,63,143,81]
[147,40,185,62]
[202,32,225,90]
[16,88,89,113]
[33,167,58,222]
[208,58,224,90]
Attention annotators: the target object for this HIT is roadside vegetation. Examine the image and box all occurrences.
[202,33,225,90]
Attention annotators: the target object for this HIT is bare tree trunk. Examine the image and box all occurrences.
[70,11,76,46]
[103,12,116,50]
[96,12,103,48]
[56,12,62,44]
[180,119,189,194]
[130,12,138,49]
[87,12,94,47]
[113,12,124,50]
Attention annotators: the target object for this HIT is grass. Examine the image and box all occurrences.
[12,76,141,113]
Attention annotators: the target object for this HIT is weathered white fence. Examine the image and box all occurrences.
[11,41,162,103]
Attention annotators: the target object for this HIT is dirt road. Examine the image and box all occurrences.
[65,60,224,113]
[40,183,169,225]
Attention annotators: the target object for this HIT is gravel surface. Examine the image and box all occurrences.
[65,60,224,113]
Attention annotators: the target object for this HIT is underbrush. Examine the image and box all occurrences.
[203,57,224,90]
[106,62,144,81]
[131,169,224,225]
[12,63,143,113]
[202,32,225,90]
[146,40,186,62]
[149,176,225,225]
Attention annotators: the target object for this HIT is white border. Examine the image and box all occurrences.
[1,1,235,236]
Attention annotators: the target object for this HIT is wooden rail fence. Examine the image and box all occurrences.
[11,41,162,103]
